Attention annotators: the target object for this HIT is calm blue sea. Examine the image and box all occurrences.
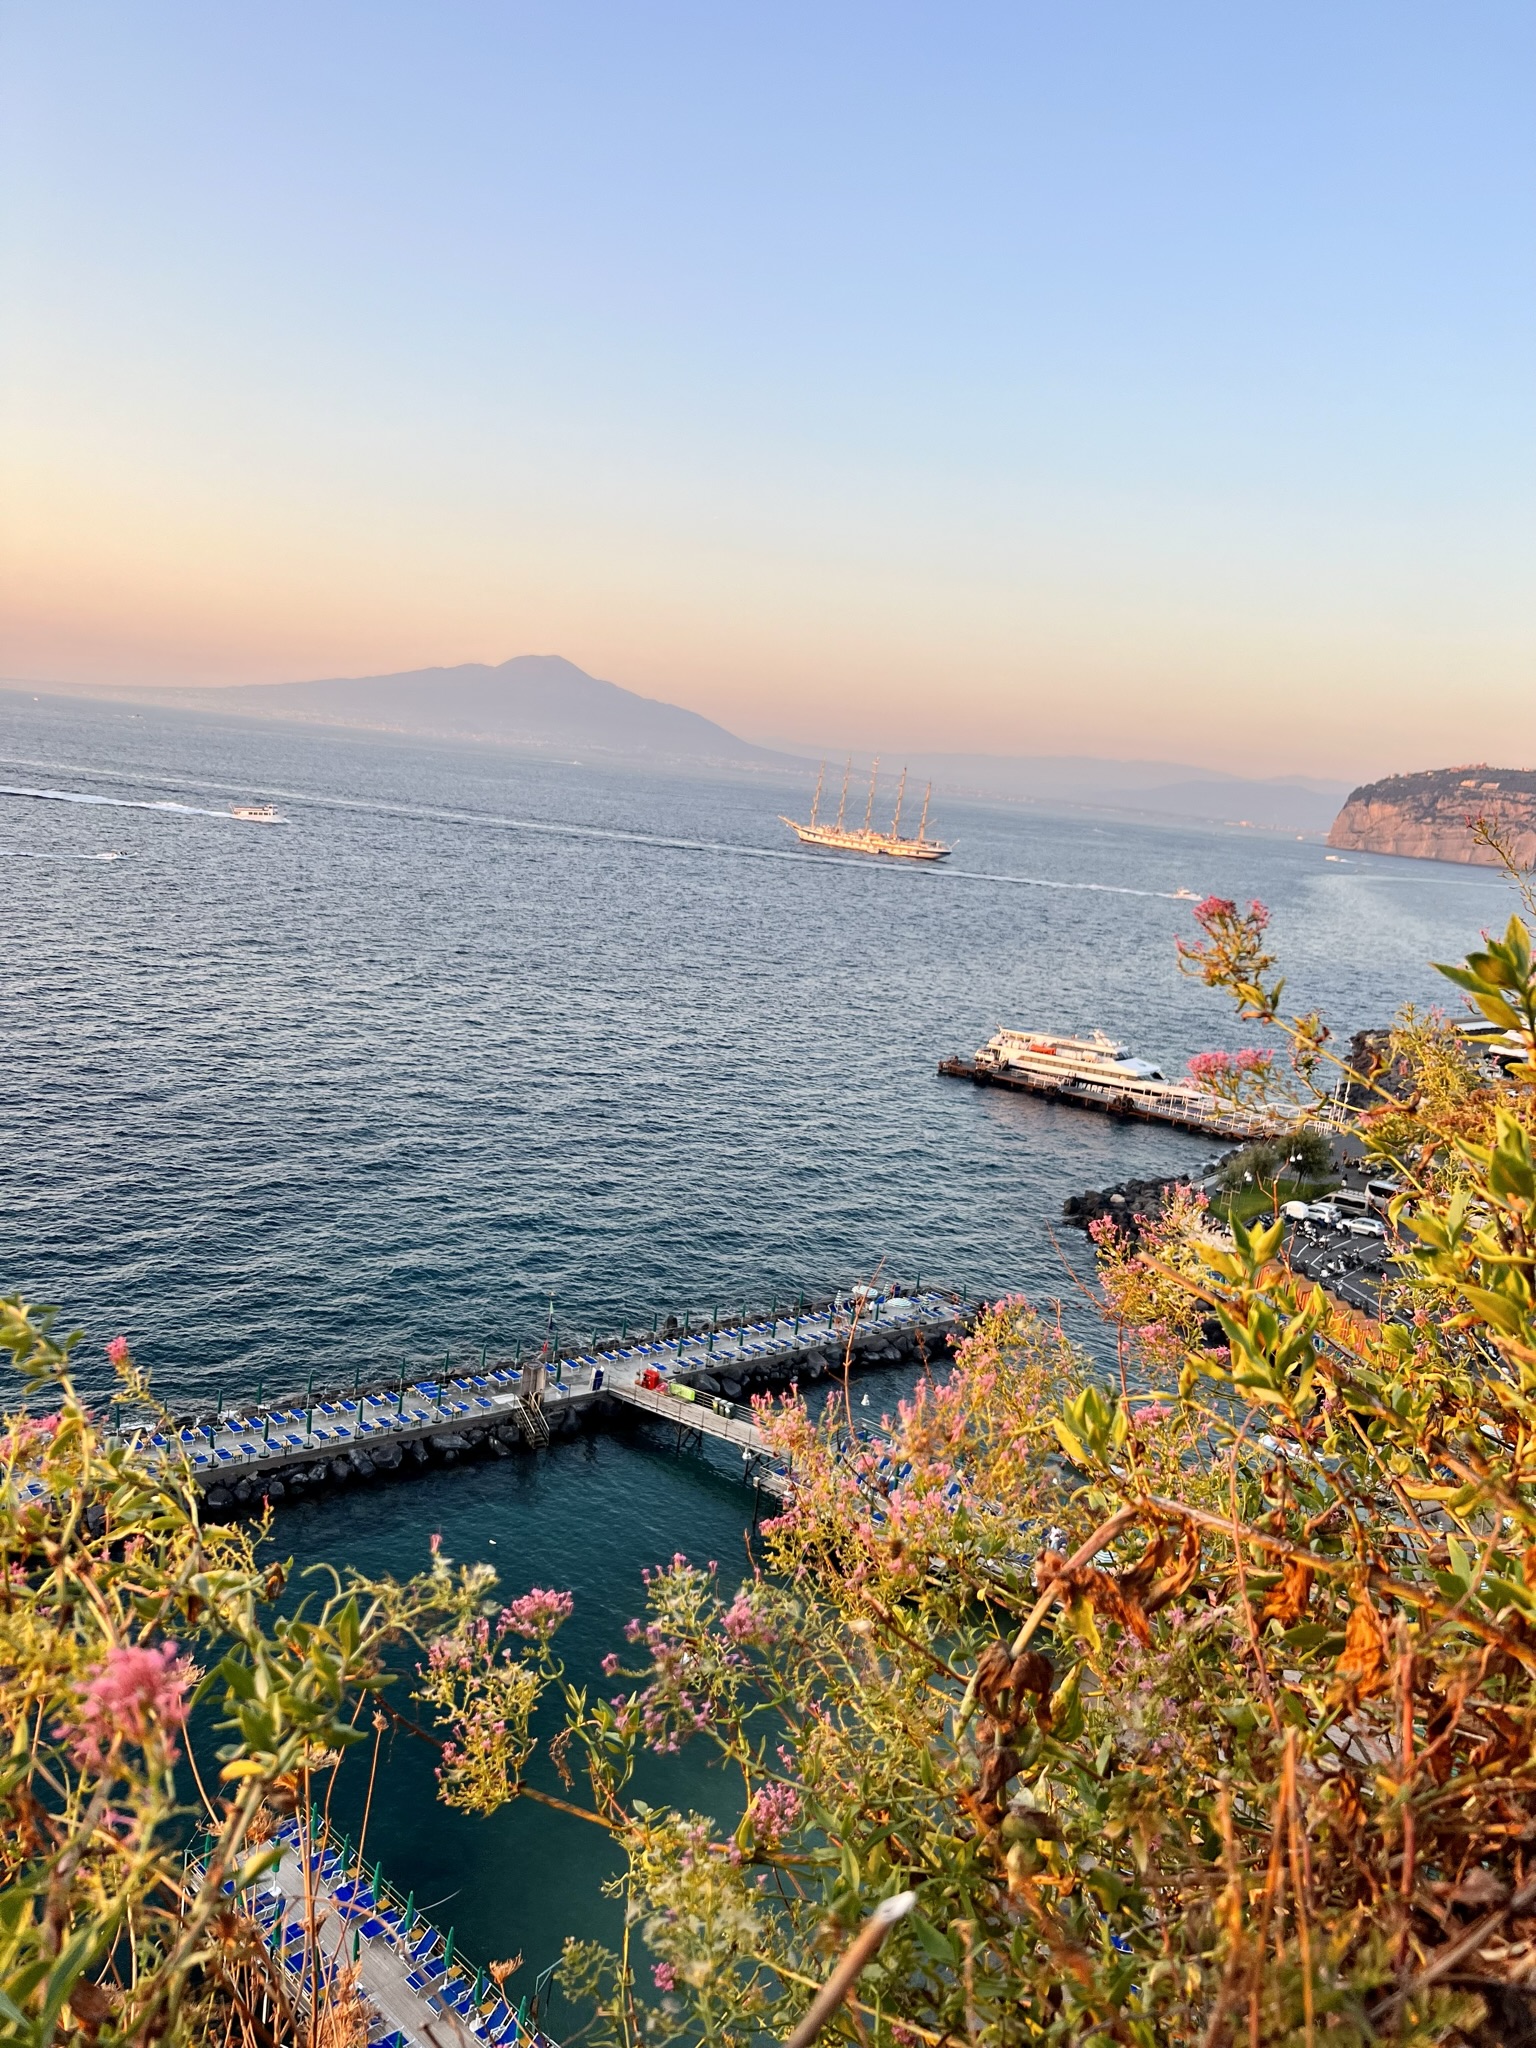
[0,687,1515,2006]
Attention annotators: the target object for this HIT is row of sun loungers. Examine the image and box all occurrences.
[210,1816,554,2048]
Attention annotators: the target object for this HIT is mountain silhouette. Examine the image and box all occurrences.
[220,654,780,764]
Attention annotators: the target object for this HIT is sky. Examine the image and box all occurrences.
[1,3,1532,777]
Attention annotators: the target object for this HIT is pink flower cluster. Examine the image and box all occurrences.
[747,1781,802,1847]
[1187,1047,1272,1083]
[652,1963,677,1991]
[426,1623,480,1674]
[1192,895,1268,932]
[620,1602,719,1753]
[105,1335,130,1366]
[720,1589,776,1649]
[67,1641,193,1770]
[1131,1401,1174,1431]
[500,1588,574,1641]
[6,1411,61,1459]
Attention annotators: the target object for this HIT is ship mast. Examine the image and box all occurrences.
[917,781,932,843]
[835,756,851,830]
[809,761,825,827]
[890,766,907,838]
[862,758,879,833]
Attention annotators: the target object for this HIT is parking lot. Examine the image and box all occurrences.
[1281,1196,1401,1315]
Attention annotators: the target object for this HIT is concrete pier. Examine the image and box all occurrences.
[197,1814,547,2048]
[938,1056,1291,1141]
[105,1289,969,1515]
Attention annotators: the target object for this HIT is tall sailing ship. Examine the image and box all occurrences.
[781,758,952,862]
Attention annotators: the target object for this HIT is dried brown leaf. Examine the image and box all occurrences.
[1335,1597,1390,1700]
[1260,1555,1315,1629]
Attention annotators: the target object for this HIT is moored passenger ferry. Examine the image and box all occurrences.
[975,1028,1172,1098]
[945,1026,1300,1140]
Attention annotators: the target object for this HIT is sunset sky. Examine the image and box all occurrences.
[1,3,1531,776]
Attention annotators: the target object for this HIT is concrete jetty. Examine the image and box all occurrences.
[198,1812,549,2048]
[104,1289,968,1516]
[938,1055,1291,1141]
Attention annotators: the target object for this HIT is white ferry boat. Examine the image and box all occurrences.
[945,1026,1298,1139]
[230,804,284,824]
[975,1028,1174,1101]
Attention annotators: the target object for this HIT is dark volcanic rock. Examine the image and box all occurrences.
[1063,1173,1193,1244]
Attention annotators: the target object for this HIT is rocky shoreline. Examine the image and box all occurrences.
[1061,1171,1199,1245]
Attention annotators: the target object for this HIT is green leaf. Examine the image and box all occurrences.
[234,1843,286,1889]
[908,1914,959,1968]
[1085,1866,1134,1912]
[1459,1286,1528,1336]
[219,1652,256,1700]
[1052,1419,1089,1467]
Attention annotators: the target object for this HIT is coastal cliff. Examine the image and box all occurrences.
[1327,766,1536,865]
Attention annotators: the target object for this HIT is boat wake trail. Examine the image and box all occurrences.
[944,866,1188,900]
[0,762,1192,899]
[0,783,238,821]
[0,846,126,862]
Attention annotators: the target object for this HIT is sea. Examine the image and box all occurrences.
[0,687,1517,2013]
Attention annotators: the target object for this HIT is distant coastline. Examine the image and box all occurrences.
[0,672,1349,834]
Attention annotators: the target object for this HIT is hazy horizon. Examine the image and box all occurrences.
[3,4,1532,779]
[0,660,1500,791]
[0,666,1362,816]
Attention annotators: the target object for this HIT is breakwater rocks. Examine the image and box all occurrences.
[1327,766,1536,866]
[1062,1173,1195,1243]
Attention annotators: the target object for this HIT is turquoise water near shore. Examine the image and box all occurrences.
[1,688,1518,2009]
